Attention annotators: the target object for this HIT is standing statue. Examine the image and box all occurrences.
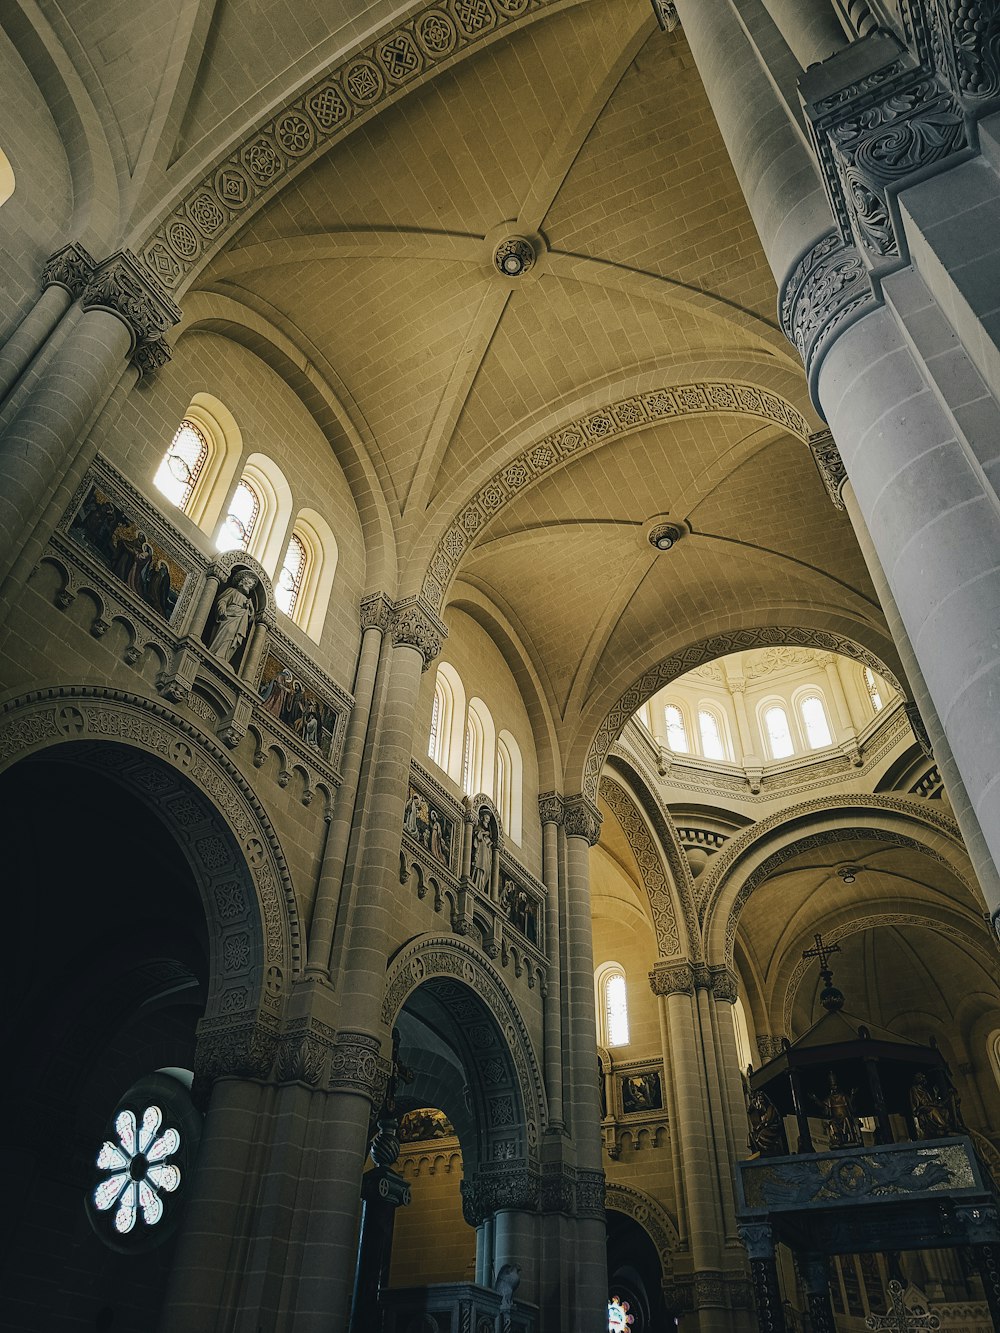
[811,1071,862,1149]
[471,808,494,894]
[207,571,258,664]
[746,1084,787,1157]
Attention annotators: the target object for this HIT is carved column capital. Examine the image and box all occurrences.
[709,964,739,1004]
[460,1165,539,1225]
[193,1016,279,1093]
[390,595,447,670]
[132,337,172,380]
[81,249,182,350]
[904,701,934,758]
[328,1029,391,1106]
[651,0,679,32]
[649,960,695,996]
[360,591,394,634]
[738,1220,776,1260]
[41,242,95,298]
[537,791,565,826]
[808,429,847,510]
[779,229,876,402]
[575,1168,606,1219]
[563,794,602,844]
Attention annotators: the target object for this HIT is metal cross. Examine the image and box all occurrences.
[866,1281,940,1330]
[802,932,841,976]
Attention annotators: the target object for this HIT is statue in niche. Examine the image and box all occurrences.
[471,808,495,894]
[910,1070,964,1139]
[744,1074,787,1157]
[810,1071,861,1149]
[206,571,258,665]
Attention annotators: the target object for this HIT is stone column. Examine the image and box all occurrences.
[562,795,608,1332]
[0,243,94,406]
[726,674,757,764]
[307,593,393,976]
[738,1223,786,1333]
[798,1253,836,1333]
[538,792,564,1130]
[760,0,847,69]
[0,250,178,585]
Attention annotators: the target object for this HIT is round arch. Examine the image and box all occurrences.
[697,794,976,967]
[604,1182,679,1280]
[0,687,300,1028]
[382,934,547,1166]
[576,623,907,802]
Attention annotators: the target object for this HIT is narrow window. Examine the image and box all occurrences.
[217,480,261,553]
[665,704,688,752]
[864,666,884,713]
[496,742,509,829]
[699,709,726,761]
[603,970,629,1048]
[800,695,833,749]
[275,533,308,617]
[428,682,444,764]
[764,705,794,759]
[154,420,209,513]
[0,148,14,208]
[462,724,475,796]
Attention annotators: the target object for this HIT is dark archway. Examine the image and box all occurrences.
[607,1211,672,1332]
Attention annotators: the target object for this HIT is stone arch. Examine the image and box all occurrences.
[598,770,695,961]
[697,794,975,968]
[0,687,300,1028]
[382,934,547,1168]
[420,380,811,611]
[776,908,1000,1038]
[604,1182,679,1280]
[137,0,575,295]
[576,624,907,803]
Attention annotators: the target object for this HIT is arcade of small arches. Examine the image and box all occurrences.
[5,2,1000,1332]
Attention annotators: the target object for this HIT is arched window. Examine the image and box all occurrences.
[275,533,307,617]
[217,479,261,553]
[764,705,794,759]
[429,681,444,766]
[0,149,14,207]
[462,698,496,798]
[665,703,688,752]
[698,708,726,761]
[496,730,523,844]
[799,695,833,749]
[154,420,209,514]
[864,666,884,713]
[597,964,629,1048]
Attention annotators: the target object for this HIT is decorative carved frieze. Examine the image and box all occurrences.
[537,791,564,826]
[808,430,847,510]
[563,794,602,845]
[81,249,182,347]
[575,1168,606,1219]
[194,1017,279,1089]
[328,1030,389,1105]
[649,961,695,997]
[132,336,172,379]
[650,0,679,32]
[390,595,447,669]
[41,242,95,298]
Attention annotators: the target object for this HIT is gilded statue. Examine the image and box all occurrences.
[810,1071,861,1149]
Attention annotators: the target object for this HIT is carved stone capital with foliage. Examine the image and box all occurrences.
[808,430,847,510]
[649,960,695,996]
[390,595,447,670]
[563,794,602,844]
[81,249,182,348]
[537,791,564,826]
[575,1168,606,1219]
[132,337,172,380]
[360,591,394,634]
[42,242,95,298]
[194,1016,279,1095]
[904,701,934,758]
[461,1165,539,1225]
[737,1221,775,1261]
[709,964,739,1004]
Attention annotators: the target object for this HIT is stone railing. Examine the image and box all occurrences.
[381,1282,536,1333]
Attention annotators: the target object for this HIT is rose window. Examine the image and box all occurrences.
[94,1105,181,1234]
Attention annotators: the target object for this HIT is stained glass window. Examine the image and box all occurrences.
[864,667,884,713]
[800,695,832,749]
[276,533,308,617]
[154,420,208,512]
[665,704,688,752]
[604,970,629,1048]
[608,1297,634,1331]
[698,709,725,761]
[217,479,260,552]
[93,1105,181,1235]
[764,705,794,759]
